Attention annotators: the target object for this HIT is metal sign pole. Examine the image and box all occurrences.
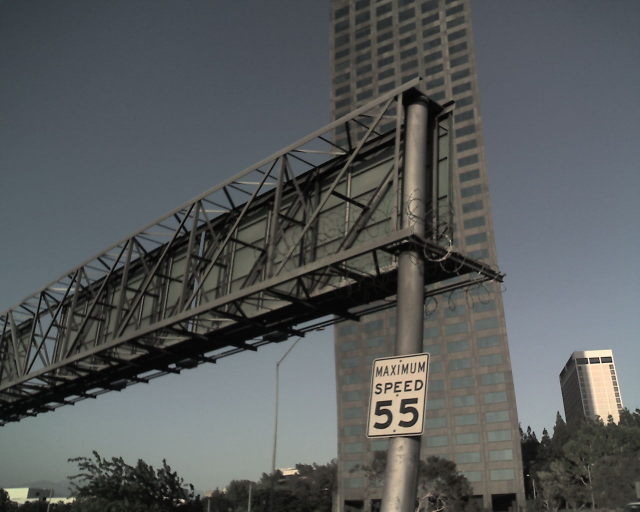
[380,92,429,512]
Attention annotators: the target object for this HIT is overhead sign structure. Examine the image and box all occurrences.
[0,79,504,426]
[367,352,430,438]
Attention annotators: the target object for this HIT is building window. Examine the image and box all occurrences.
[484,391,507,404]
[344,374,363,385]
[459,169,480,183]
[480,372,505,385]
[427,435,449,447]
[478,334,499,348]
[446,16,465,29]
[445,321,468,335]
[458,154,479,167]
[462,200,483,214]
[342,357,359,368]
[426,416,448,429]
[452,68,471,81]
[366,336,386,348]
[454,413,478,426]
[340,340,358,352]
[490,469,515,481]
[334,6,349,19]
[487,429,512,442]
[451,376,475,389]
[344,442,365,453]
[456,124,476,138]
[447,29,466,42]
[444,304,466,317]
[480,353,503,366]
[456,432,480,445]
[424,326,440,339]
[427,398,446,410]
[461,184,482,200]
[485,410,509,423]
[424,343,441,355]
[464,216,485,229]
[465,232,487,245]
[371,439,389,451]
[356,11,370,23]
[430,379,445,391]
[343,390,362,402]
[462,471,482,482]
[476,317,499,331]
[452,394,476,407]
[489,449,513,462]
[457,139,478,153]
[452,82,472,95]
[425,63,444,75]
[449,358,472,371]
[456,452,481,464]
[426,77,444,89]
[344,407,364,419]
[450,41,468,54]
[344,425,364,436]
[472,300,496,313]
[345,477,366,489]
[447,340,469,352]
[430,361,443,374]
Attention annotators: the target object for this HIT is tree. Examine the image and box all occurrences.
[416,457,477,512]
[520,425,540,500]
[0,489,17,512]
[67,451,198,512]
[358,452,478,512]
[524,409,640,511]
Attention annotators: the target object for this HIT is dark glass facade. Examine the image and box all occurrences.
[330,1,525,510]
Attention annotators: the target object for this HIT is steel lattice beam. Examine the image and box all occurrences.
[0,78,503,425]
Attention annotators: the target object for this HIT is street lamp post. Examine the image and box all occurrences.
[271,337,301,474]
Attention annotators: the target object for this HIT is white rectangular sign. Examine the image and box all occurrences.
[367,353,430,438]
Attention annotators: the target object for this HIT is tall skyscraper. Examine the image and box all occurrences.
[329,1,525,511]
[560,350,624,425]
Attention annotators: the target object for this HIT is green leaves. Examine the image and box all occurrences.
[67,451,197,512]
[523,408,640,510]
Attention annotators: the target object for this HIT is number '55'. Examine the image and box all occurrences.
[373,398,419,429]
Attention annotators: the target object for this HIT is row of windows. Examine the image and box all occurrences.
[343,407,509,437]
[341,351,504,374]
[425,409,509,429]
[427,391,508,410]
[425,428,512,448]
[339,310,500,339]
[344,467,515,490]
[344,429,512,455]
[427,333,500,348]
[343,403,512,430]
[335,1,466,30]
[425,316,500,338]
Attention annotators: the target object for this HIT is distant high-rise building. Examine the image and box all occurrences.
[329,1,525,511]
[560,349,624,424]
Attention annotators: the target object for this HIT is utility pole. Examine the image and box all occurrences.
[270,337,301,512]
[379,91,431,512]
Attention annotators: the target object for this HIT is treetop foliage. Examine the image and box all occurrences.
[521,408,640,511]
[67,451,198,512]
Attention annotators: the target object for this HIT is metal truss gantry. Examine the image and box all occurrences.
[0,78,503,425]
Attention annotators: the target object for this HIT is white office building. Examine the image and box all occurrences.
[560,349,623,424]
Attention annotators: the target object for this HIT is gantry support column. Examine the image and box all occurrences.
[380,92,430,512]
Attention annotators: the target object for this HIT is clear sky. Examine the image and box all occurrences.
[1,0,638,494]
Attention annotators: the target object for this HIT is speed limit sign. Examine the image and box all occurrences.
[367,353,430,438]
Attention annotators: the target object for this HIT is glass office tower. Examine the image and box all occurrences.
[560,350,624,425]
[330,1,525,510]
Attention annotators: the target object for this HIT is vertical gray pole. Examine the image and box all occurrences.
[380,94,429,512]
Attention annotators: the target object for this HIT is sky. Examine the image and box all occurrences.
[1,0,639,494]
